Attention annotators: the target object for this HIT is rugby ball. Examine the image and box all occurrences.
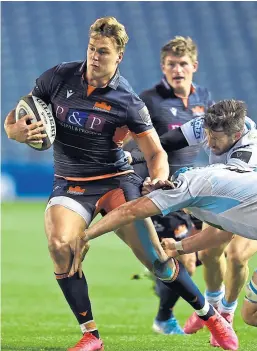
[15,95,56,150]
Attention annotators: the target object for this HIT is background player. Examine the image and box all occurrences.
[124,36,214,335]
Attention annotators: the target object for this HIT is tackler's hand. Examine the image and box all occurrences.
[142,177,174,195]
[69,234,90,278]
[161,238,180,258]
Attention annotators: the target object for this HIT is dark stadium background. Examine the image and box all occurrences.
[2,1,257,198]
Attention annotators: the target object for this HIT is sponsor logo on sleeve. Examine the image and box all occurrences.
[191,118,204,139]
[230,150,252,163]
[138,106,152,126]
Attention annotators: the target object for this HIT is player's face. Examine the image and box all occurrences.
[162,54,198,96]
[86,36,123,85]
[205,129,240,155]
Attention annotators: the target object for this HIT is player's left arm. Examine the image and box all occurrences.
[134,129,169,183]
[126,94,169,184]
[162,226,234,257]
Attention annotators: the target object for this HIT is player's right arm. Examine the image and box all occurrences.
[4,64,59,144]
[4,93,47,144]
[160,117,206,152]
[162,226,233,257]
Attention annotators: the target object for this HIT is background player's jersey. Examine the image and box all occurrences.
[140,77,213,171]
[147,164,257,240]
[32,61,154,178]
[181,116,257,169]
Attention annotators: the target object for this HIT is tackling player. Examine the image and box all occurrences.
[71,163,257,248]
[124,36,214,335]
[160,99,257,345]
[69,163,257,345]
[4,17,235,351]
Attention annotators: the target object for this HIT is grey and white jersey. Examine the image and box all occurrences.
[147,164,257,240]
[181,116,257,170]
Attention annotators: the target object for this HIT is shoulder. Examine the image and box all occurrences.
[228,135,257,167]
[38,61,83,83]
[245,116,257,130]
[117,75,141,99]
[118,75,147,109]
[52,60,84,78]
[192,83,212,100]
[140,87,158,100]
[139,87,160,113]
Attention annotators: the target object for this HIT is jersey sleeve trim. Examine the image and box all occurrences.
[131,128,155,138]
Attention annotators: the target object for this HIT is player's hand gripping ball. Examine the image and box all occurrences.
[15,95,56,150]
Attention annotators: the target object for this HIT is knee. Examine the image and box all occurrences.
[198,249,222,265]
[47,228,70,258]
[152,259,174,281]
[241,305,257,327]
[227,249,248,268]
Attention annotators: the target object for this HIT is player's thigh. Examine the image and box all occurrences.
[45,204,88,243]
[44,177,96,242]
[226,235,257,263]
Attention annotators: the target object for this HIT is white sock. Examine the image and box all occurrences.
[219,297,238,314]
[195,300,211,317]
[205,284,225,308]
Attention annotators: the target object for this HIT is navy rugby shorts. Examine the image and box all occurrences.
[46,173,143,225]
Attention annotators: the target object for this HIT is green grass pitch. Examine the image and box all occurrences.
[2,202,257,351]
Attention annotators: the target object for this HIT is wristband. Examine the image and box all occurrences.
[174,241,185,255]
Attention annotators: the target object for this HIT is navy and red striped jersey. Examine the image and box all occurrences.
[140,76,214,171]
[32,61,153,178]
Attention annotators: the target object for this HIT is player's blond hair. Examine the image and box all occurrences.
[89,17,129,52]
[161,36,198,63]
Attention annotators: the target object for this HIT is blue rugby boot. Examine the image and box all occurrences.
[152,317,185,335]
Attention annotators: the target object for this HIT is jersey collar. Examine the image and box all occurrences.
[158,76,196,98]
[75,60,120,90]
